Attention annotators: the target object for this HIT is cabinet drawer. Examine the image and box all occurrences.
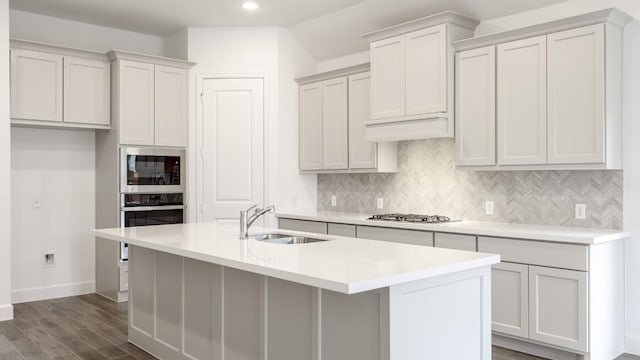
[478,237,588,271]
[328,223,356,237]
[278,218,328,234]
[356,226,433,246]
[434,233,476,251]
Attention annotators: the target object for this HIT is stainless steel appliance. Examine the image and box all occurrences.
[119,192,185,261]
[368,213,452,223]
[121,147,185,194]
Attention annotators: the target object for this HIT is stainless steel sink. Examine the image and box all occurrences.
[249,233,329,244]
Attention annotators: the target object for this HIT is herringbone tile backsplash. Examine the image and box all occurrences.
[318,139,623,229]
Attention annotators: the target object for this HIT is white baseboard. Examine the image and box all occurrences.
[627,335,640,355]
[0,304,13,321]
[12,281,95,304]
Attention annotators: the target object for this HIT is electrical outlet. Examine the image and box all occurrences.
[376,197,384,210]
[575,203,586,220]
[331,195,337,207]
[485,201,494,216]
[44,253,55,267]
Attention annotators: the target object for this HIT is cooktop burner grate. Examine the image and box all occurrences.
[367,213,451,223]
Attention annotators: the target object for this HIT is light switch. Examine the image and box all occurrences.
[485,201,494,216]
[376,197,384,210]
[331,195,337,207]
[575,203,586,219]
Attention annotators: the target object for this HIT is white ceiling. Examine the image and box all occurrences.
[9,0,572,60]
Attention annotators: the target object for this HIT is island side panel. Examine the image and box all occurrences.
[388,266,492,360]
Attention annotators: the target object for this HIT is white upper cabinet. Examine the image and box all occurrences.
[296,66,397,174]
[299,82,323,171]
[155,65,189,147]
[455,45,496,166]
[348,73,377,169]
[405,24,447,116]
[547,24,605,165]
[370,35,406,120]
[11,49,63,123]
[364,12,478,142]
[118,60,155,146]
[110,51,195,147]
[64,56,110,126]
[10,41,111,129]
[322,77,349,170]
[497,36,547,165]
[454,9,630,170]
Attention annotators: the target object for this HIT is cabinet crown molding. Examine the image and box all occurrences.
[362,11,479,42]
[10,39,108,61]
[453,8,632,51]
[295,63,370,85]
[108,50,196,69]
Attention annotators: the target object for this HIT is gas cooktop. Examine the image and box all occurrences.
[367,213,452,223]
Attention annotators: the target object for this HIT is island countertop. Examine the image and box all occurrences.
[93,221,499,294]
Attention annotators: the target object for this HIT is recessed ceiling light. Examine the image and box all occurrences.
[242,2,260,10]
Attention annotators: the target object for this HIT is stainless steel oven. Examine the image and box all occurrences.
[121,147,185,194]
[119,192,185,261]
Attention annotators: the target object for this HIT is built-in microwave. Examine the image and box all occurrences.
[120,147,185,194]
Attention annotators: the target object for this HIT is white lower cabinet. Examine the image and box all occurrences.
[278,218,328,234]
[491,262,529,338]
[529,266,588,352]
[434,233,476,251]
[356,226,434,246]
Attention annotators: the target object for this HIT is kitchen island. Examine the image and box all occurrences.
[93,221,500,360]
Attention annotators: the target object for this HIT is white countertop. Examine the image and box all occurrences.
[276,211,629,245]
[93,221,499,294]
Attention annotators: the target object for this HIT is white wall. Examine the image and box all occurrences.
[164,28,188,60]
[0,0,12,321]
[476,1,640,354]
[186,27,317,225]
[11,128,96,303]
[10,9,164,55]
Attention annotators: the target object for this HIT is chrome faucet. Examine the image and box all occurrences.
[239,205,275,239]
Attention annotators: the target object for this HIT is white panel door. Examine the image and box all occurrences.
[491,262,529,338]
[455,46,496,166]
[370,34,405,119]
[118,60,155,145]
[497,36,547,165]
[529,266,588,352]
[10,49,63,122]
[63,56,110,126]
[547,24,605,164]
[299,82,323,170]
[154,65,188,147]
[348,72,377,169]
[200,78,264,221]
[405,24,447,115]
[322,77,348,170]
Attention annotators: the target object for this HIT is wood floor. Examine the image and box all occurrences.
[0,294,637,360]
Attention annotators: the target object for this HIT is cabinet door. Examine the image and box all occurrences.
[10,49,63,122]
[118,60,155,145]
[63,56,110,126]
[155,65,188,147]
[299,82,323,170]
[322,77,349,170]
[547,24,605,164]
[370,35,405,120]
[405,24,447,115]
[492,262,529,338]
[497,36,547,165]
[455,46,496,166]
[529,266,588,352]
[348,72,377,169]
